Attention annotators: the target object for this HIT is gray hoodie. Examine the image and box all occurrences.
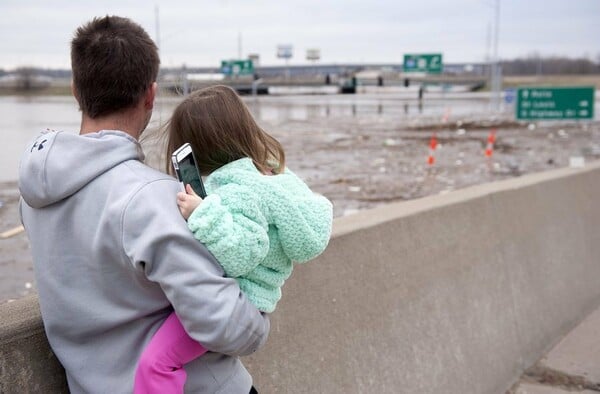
[19,130,269,394]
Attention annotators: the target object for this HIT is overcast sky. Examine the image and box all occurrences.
[1,0,599,70]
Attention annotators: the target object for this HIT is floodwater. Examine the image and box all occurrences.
[2,91,600,301]
[1,93,499,183]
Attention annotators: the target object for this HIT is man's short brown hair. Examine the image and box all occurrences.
[71,16,159,118]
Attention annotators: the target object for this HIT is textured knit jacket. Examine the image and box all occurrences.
[187,158,333,313]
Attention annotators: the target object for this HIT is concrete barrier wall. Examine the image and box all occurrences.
[0,295,67,393]
[2,163,600,393]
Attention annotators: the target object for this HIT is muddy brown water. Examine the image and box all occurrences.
[1,93,599,302]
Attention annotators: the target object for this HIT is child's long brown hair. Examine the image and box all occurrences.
[165,85,285,176]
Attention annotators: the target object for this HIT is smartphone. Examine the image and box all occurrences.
[171,143,207,198]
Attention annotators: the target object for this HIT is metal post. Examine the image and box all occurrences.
[491,0,501,112]
[154,5,162,123]
[252,78,263,98]
[181,64,189,96]
[154,5,160,53]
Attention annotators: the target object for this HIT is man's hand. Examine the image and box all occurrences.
[177,184,203,220]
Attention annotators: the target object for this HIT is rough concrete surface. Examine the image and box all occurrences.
[542,306,600,383]
[512,382,597,394]
[0,295,68,393]
[508,305,600,393]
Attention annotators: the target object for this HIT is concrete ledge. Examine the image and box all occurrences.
[244,162,600,393]
[1,163,600,393]
[0,295,67,393]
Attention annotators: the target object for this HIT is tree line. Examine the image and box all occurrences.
[2,55,599,87]
[499,55,599,75]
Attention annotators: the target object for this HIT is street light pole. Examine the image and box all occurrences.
[491,0,501,111]
[154,5,162,122]
[155,5,160,53]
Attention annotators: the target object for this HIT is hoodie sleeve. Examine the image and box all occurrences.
[270,171,334,263]
[186,183,270,278]
[121,179,269,356]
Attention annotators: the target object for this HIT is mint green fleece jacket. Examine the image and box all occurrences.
[187,158,333,313]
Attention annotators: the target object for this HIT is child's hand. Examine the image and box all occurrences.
[177,184,203,220]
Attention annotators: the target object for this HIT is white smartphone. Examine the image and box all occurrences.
[171,143,207,198]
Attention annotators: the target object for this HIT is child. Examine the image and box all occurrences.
[134,85,333,393]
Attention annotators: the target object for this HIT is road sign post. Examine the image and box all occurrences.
[306,48,320,63]
[403,54,443,74]
[277,45,293,81]
[516,86,595,120]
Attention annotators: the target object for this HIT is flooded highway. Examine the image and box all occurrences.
[1,92,599,301]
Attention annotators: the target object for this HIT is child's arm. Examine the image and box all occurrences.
[271,188,333,263]
[259,167,333,263]
[185,183,270,278]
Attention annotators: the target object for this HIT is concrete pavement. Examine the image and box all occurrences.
[509,305,600,393]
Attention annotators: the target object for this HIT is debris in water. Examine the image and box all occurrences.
[383,138,400,147]
[569,157,585,168]
[343,208,360,216]
[558,129,568,138]
[348,186,361,193]
[1,225,25,239]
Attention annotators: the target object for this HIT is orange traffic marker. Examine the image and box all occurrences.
[427,134,438,165]
[442,108,451,123]
[485,129,496,157]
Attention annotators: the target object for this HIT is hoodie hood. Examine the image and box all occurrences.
[19,130,144,208]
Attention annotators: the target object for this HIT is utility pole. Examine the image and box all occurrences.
[485,21,491,76]
[238,31,242,60]
[154,5,160,53]
[490,0,501,112]
[154,5,162,122]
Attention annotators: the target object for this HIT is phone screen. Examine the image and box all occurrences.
[178,153,207,198]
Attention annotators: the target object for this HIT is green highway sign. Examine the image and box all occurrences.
[221,59,254,76]
[516,86,595,120]
[403,54,443,74]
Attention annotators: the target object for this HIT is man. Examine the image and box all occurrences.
[19,16,269,393]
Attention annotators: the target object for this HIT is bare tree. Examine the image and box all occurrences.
[12,67,52,91]
[15,67,37,90]
[501,55,599,75]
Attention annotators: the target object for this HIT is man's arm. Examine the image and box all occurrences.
[121,179,269,356]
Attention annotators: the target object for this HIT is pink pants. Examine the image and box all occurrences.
[134,312,206,394]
